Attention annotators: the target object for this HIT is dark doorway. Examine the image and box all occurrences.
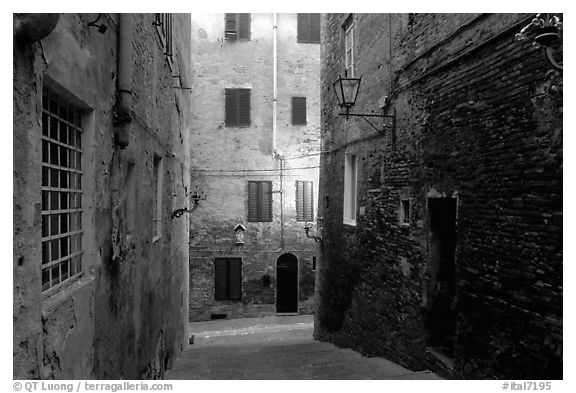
[276,253,298,313]
[426,198,457,357]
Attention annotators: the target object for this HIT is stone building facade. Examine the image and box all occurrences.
[188,13,320,321]
[13,13,192,379]
[316,13,562,379]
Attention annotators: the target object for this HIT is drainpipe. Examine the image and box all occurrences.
[272,14,285,250]
[279,157,285,250]
[272,13,278,155]
[13,13,60,45]
[114,13,133,149]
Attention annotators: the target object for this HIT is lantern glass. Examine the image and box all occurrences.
[333,75,361,108]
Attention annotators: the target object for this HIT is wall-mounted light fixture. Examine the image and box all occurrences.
[234,224,246,245]
[332,73,395,134]
[515,13,562,71]
[87,14,108,34]
[172,190,206,219]
[303,222,322,243]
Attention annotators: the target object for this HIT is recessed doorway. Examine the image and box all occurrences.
[276,253,299,314]
[426,197,458,358]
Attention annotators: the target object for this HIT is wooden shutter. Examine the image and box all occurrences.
[304,181,314,221]
[225,89,238,126]
[297,14,320,43]
[310,14,320,43]
[228,258,242,300]
[292,97,307,125]
[248,181,272,222]
[296,181,313,221]
[297,14,309,43]
[238,89,251,126]
[225,13,237,40]
[238,14,251,40]
[248,181,259,221]
[214,258,228,300]
[259,181,272,222]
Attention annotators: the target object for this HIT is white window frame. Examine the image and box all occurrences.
[343,153,358,226]
[400,199,410,226]
[152,154,163,241]
[344,19,354,77]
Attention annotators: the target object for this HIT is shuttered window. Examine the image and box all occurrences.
[248,181,272,222]
[292,97,307,125]
[215,258,242,301]
[225,13,251,40]
[225,88,251,127]
[296,181,314,221]
[297,13,320,43]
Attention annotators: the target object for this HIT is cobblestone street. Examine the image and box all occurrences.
[166,316,441,380]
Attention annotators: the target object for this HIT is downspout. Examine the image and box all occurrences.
[114,13,133,148]
[273,14,284,250]
[279,156,285,250]
[388,14,393,93]
[272,13,278,155]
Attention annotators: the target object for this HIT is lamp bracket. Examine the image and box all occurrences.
[338,107,396,134]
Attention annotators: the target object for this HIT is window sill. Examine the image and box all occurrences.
[42,274,94,316]
[343,219,357,227]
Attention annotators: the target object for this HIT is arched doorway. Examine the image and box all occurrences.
[276,253,298,313]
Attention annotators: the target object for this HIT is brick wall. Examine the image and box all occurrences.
[13,13,192,379]
[188,13,320,321]
[316,13,562,379]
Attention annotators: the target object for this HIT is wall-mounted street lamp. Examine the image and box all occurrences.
[303,222,322,243]
[172,190,206,219]
[87,14,108,34]
[515,13,562,71]
[332,74,395,134]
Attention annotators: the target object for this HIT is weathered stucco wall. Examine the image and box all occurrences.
[316,13,562,379]
[13,13,192,379]
[189,13,320,321]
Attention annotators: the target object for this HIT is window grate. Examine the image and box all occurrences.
[41,89,83,292]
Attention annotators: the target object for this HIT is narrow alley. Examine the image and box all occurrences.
[166,316,440,380]
[13,12,563,383]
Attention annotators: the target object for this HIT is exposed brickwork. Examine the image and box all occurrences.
[316,13,562,379]
[189,14,320,321]
[13,13,192,379]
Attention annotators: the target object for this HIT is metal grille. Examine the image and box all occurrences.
[41,89,83,292]
[155,13,173,58]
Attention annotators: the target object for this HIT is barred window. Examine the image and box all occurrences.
[154,13,173,62]
[41,89,83,292]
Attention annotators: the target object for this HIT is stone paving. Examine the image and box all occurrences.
[165,315,441,380]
